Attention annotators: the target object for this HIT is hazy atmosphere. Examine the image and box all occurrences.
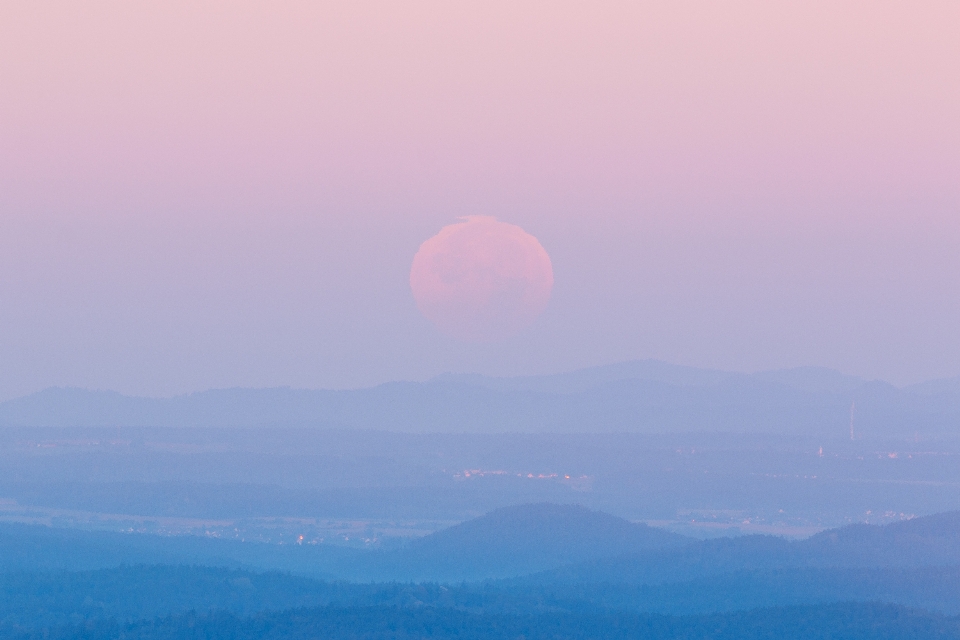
[2,3,960,640]
[2,2,960,400]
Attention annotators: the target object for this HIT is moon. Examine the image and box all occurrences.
[410,216,554,342]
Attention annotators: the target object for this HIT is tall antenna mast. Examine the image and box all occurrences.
[849,401,856,441]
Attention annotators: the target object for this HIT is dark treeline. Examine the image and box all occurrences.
[3,506,960,638]
[4,603,959,640]
[4,564,960,629]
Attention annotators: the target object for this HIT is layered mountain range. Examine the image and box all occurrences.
[2,503,960,634]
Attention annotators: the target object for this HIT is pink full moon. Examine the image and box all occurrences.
[410,216,554,342]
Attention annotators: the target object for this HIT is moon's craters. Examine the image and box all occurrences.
[410,216,554,342]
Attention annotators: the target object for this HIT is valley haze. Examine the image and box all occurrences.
[3,1,960,636]
[3,370,959,640]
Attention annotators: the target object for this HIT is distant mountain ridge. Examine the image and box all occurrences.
[1,360,959,435]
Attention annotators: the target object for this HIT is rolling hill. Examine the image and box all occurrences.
[367,503,690,581]
[523,510,960,587]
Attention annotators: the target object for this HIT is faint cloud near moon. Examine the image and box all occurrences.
[410,216,554,342]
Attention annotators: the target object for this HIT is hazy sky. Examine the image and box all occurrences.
[1,1,958,399]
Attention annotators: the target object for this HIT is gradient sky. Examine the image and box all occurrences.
[0,1,959,399]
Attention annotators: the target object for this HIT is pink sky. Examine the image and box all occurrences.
[0,1,958,397]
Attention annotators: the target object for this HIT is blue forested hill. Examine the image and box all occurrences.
[1,504,959,584]
[521,510,960,587]
[1,506,960,634]
[1,360,959,435]
[0,504,690,581]
[366,503,690,581]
